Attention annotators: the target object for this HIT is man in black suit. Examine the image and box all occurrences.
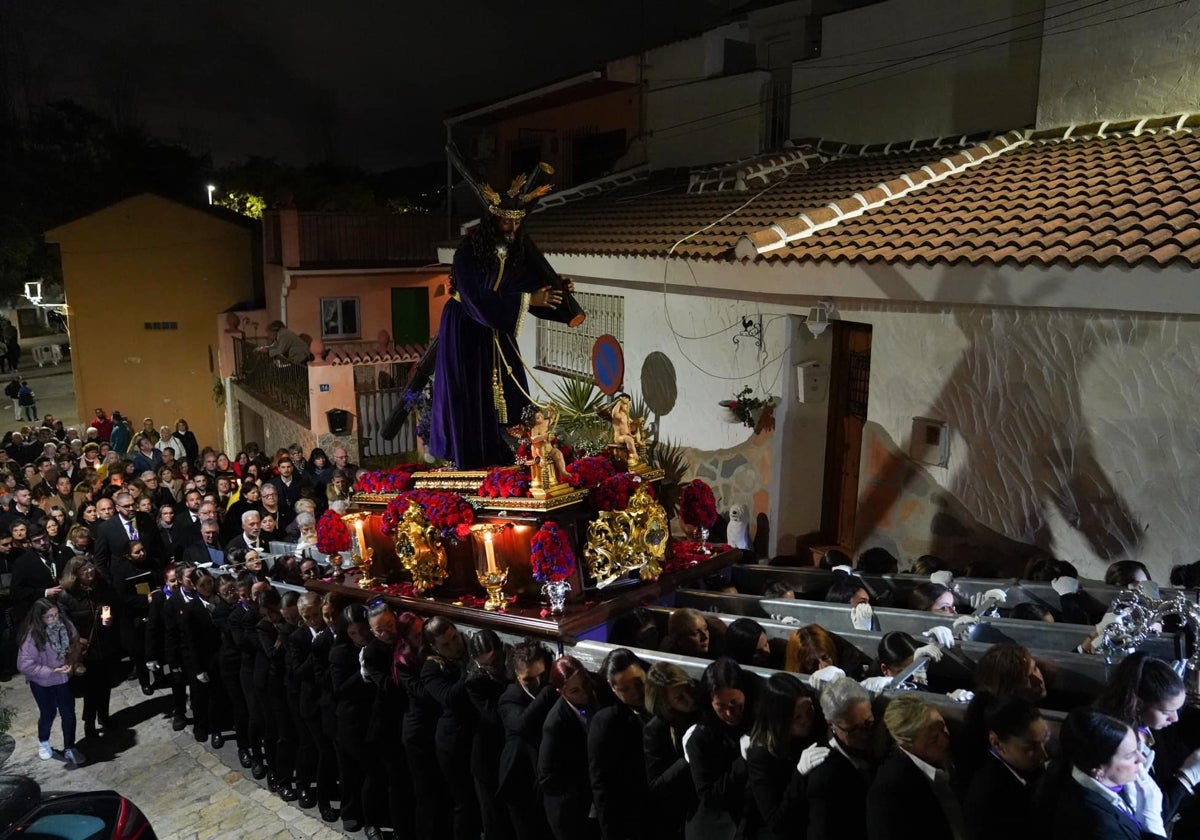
[808,677,877,840]
[93,491,163,576]
[224,510,264,555]
[497,640,556,840]
[0,485,46,533]
[865,696,959,840]
[269,457,309,532]
[184,521,226,568]
[288,593,329,813]
[8,523,61,629]
[176,489,204,545]
[963,697,1047,840]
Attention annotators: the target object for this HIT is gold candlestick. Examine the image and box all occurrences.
[472,523,509,610]
[341,511,377,590]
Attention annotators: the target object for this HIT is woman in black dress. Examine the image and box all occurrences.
[685,657,758,840]
[744,672,827,840]
[643,662,700,840]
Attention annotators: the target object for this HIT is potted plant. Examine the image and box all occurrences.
[718,387,778,431]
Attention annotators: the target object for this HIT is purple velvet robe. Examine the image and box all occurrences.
[429,241,540,468]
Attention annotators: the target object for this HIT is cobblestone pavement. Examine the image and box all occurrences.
[1,672,350,840]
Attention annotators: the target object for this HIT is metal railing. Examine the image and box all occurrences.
[233,338,311,425]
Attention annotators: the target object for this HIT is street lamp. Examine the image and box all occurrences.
[206,184,216,205]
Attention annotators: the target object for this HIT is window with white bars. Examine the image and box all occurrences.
[535,292,624,379]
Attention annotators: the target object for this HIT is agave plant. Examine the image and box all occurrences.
[550,377,610,455]
[648,437,691,520]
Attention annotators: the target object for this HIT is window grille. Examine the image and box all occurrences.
[535,292,623,379]
[143,321,179,330]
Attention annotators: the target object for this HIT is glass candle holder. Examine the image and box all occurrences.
[472,523,510,611]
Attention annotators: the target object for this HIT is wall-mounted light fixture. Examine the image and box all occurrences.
[803,300,837,337]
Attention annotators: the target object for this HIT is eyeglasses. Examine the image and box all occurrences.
[833,717,875,736]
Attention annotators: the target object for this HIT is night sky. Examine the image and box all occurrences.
[8,1,732,170]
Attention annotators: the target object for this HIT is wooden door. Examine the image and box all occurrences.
[820,322,872,549]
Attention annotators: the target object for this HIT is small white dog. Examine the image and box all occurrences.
[727,503,753,551]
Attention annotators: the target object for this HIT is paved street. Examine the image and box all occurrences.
[1,672,349,840]
[0,362,80,437]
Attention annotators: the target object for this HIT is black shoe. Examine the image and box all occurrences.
[297,788,316,809]
[171,714,187,731]
[238,749,252,768]
[84,723,99,740]
[267,773,280,792]
[140,682,154,696]
[342,819,362,833]
[279,784,297,802]
[363,827,383,840]
[251,762,266,780]
[319,806,339,823]
[211,733,225,749]
[193,727,208,743]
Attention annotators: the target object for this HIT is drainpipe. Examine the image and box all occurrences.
[280,267,293,326]
[223,373,236,451]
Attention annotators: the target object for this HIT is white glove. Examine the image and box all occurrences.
[739,734,751,759]
[773,615,800,625]
[1095,612,1121,634]
[912,644,943,663]
[930,571,954,587]
[1051,576,1079,596]
[1177,747,1200,789]
[197,672,210,683]
[146,660,160,671]
[797,743,831,776]
[359,646,369,681]
[923,626,956,649]
[809,666,845,689]
[947,689,975,703]
[860,676,893,694]
[681,724,697,763]
[830,565,853,575]
[850,602,874,631]
[1132,768,1166,837]
[970,589,1007,609]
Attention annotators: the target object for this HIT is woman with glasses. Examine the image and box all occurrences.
[806,677,876,840]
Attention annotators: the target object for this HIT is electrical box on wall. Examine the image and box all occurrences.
[910,417,950,467]
[795,361,827,404]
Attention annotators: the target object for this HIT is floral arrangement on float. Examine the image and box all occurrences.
[662,538,734,575]
[354,463,425,495]
[592,472,656,512]
[379,489,474,543]
[477,467,531,499]
[315,508,352,556]
[678,478,718,555]
[530,520,576,614]
[565,455,616,490]
[398,386,432,444]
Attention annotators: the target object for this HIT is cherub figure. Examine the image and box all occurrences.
[520,403,567,493]
[600,392,645,467]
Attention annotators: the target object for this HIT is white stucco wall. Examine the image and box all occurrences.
[1037,0,1200,127]
[521,260,1200,581]
[791,0,1043,142]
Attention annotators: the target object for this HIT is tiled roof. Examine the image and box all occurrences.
[524,116,1200,269]
[322,342,426,366]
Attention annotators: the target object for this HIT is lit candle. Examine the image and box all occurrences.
[484,529,498,574]
[354,518,366,556]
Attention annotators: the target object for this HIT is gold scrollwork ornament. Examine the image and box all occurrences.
[584,485,669,588]
[391,500,448,595]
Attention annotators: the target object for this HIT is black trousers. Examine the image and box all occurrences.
[240,666,263,761]
[219,657,247,746]
[406,736,449,840]
[335,726,367,827]
[77,658,113,727]
[437,739,479,840]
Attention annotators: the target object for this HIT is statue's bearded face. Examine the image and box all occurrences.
[495,215,521,244]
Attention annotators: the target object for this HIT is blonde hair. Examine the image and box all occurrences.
[883,694,935,744]
[644,662,692,720]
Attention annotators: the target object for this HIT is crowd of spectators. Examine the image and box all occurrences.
[4,408,1200,840]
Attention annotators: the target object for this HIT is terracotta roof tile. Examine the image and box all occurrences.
[526,121,1200,269]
